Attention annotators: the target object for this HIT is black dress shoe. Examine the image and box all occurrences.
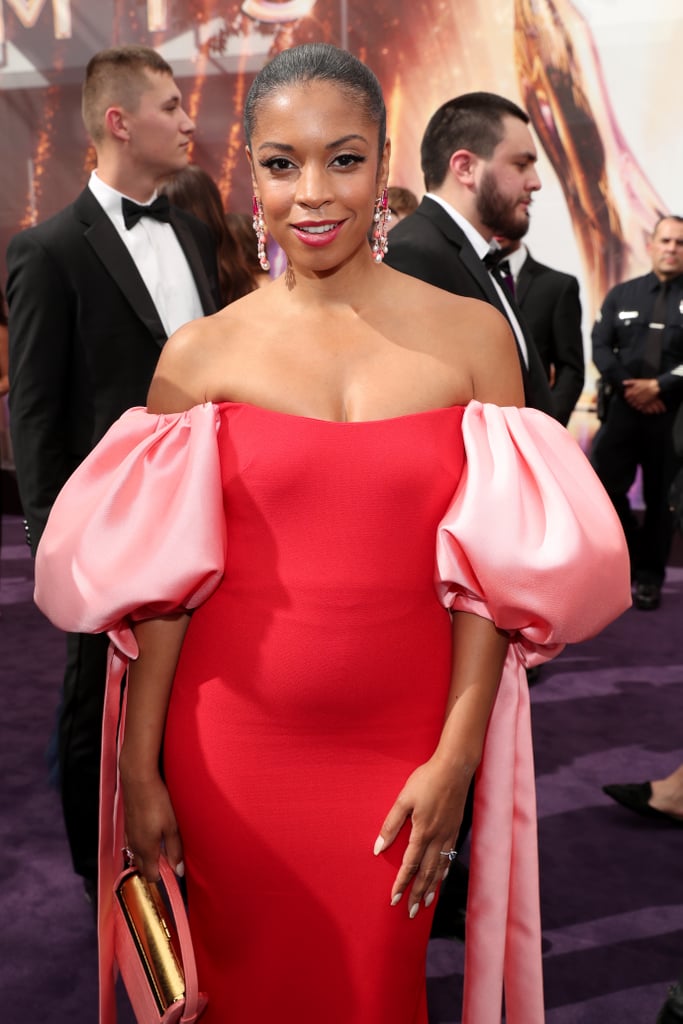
[602,782,683,825]
[633,581,661,610]
[657,980,683,1024]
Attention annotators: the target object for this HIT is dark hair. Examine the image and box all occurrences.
[653,214,683,237]
[160,165,263,306]
[421,92,530,191]
[224,212,269,288]
[0,285,7,328]
[82,46,173,144]
[387,186,418,218]
[244,43,386,155]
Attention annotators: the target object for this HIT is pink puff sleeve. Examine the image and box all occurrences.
[33,403,226,1024]
[34,403,226,657]
[436,401,631,659]
[435,403,630,1024]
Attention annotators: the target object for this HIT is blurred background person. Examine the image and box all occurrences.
[0,286,8,597]
[161,164,268,304]
[495,234,584,426]
[591,215,683,611]
[0,288,8,399]
[386,185,418,231]
[224,211,272,291]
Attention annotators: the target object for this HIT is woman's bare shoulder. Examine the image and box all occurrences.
[381,269,524,405]
[147,307,233,413]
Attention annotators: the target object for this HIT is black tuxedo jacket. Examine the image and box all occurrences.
[384,196,555,417]
[6,186,220,551]
[515,252,584,426]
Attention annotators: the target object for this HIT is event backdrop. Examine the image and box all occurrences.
[1,0,682,401]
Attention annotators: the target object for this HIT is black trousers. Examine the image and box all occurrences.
[59,631,109,882]
[590,397,677,586]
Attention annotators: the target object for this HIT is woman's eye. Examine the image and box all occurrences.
[260,157,295,171]
[333,154,365,168]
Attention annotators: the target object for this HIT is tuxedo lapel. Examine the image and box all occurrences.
[419,199,507,312]
[515,256,537,306]
[461,243,506,310]
[420,201,536,398]
[170,210,216,315]
[75,189,167,348]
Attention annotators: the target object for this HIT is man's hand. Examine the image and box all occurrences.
[623,378,666,414]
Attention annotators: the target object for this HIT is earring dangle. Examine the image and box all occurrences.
[252,195,270,272]
[371,188,390,263]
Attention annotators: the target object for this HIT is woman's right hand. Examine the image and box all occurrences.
[119,764,184,882]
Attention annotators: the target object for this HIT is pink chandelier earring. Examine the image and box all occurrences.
[252,195,270,272]
[371,188,390,263]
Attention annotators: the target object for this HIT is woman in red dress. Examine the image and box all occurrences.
[35,43,630,1024]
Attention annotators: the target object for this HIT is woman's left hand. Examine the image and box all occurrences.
[373,757,472,917]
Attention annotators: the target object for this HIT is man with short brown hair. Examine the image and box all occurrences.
[385,91,555,416]
[6,45,220,897]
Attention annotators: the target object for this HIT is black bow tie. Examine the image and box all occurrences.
[121,194,171,230]
[482,248,504,270]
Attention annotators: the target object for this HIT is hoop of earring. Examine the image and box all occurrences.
[371,188,390,263]
[252,195,271,272]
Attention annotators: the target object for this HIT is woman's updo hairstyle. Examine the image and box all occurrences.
[244,43,386,157]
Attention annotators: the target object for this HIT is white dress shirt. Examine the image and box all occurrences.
[425,192,529,365]
[505,243,528,282]
[88,170,204,337]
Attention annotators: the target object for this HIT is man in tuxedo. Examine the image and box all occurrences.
[385,91,555,417]
[495,235,584,425]
[6,45,220,897]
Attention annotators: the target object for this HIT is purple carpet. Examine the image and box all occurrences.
[2,513,682,1023]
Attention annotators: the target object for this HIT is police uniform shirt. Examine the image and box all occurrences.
[591,271,683,407]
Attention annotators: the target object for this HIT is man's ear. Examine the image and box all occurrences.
[449,149,478,187]
[105,106,129,142]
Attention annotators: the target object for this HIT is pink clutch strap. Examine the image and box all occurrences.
[98,644,206,1024]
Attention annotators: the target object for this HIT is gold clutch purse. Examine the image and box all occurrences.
[115,868,186,1013]
[113,856,208,1023]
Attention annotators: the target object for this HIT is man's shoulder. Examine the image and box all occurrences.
[7,190,92,256]
[522,252,578,287]
[386,197,469,270]
[603,272,654,303]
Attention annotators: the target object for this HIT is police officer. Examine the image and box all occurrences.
[591,215,683,610]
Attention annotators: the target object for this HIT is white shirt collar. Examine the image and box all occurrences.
[505,243,528,279]
[424,192,492,261]
[88,170,158,229]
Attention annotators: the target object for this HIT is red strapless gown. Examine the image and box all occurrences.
[34,400,631,1024]
[164,403,464,1023]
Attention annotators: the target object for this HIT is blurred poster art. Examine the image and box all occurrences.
[0,0,681,432]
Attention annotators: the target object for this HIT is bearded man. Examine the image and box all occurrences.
[385,91,555,415]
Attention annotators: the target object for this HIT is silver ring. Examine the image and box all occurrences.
[439,849,458,861]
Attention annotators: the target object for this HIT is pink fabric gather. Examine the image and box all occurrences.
[435,401,631,1024]
[34,403,226,657]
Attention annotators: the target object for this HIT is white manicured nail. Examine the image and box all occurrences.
[391,892,403,907]
[409,903,420,919]
[424,891,435,908]
[175,861,185,878]
[373,835,385,856]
